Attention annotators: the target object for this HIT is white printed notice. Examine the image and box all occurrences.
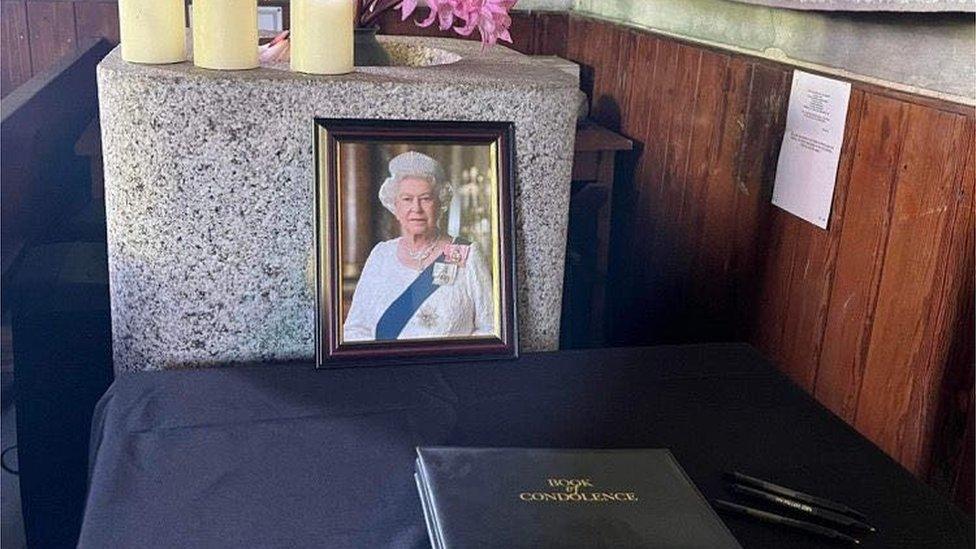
[772,70,851,229]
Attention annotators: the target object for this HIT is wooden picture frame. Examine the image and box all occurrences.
[314,118,518,368]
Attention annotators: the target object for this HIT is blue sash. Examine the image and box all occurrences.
[374,238,469,341]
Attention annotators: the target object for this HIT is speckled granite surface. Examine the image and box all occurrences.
[98,36,582,372]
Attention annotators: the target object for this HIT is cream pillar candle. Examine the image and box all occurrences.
[192,0,259,70]
[291,0,356,75]
[118,0,186,64]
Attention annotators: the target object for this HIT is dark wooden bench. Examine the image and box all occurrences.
[1,38,112,297]
[2,37,115,549]
[562,121,633,347]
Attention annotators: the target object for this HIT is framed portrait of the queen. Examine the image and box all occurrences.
[314,119,518,367]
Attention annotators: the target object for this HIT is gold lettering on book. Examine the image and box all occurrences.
[518,478,639,503]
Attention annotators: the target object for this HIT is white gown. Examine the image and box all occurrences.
[342,238,494,342]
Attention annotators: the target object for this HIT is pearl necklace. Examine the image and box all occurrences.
[404,236,440,268]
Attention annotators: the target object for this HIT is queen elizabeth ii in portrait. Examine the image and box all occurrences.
[342,151,494,342]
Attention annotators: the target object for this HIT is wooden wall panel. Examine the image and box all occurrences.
[26,1,77,74]
[689,56,751,341]
[854,107,971,473]
[550,13,974,509]
[606,31,659,340]
[936,141,974,514]
[646,44,703,342]
[776,90,864,388]
[628,38,679,340]
[814,94,908,420]
[1,1,32,97]
[732,65,792,339]
[73,1,119,45]
[674,49,731,339]
[533,11,567,57]
[953,405,975,514]
[754,90,864,389]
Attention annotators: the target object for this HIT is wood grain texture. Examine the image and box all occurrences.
[628,37,679,340]
[552,14,974,509]
[646,44,702,342]
[675,49,730,340]
[73,1,118,44]
[606,30,659,340]
[814,94,909,419]
[756,90,865,388]
[936,136,974,513]
[774,89,864,388]
[690,56,752,341]
[1,1,32,97]
[26,1,77,74]
[853,106,970,474]
[732,64,790,339]
[533,11,567,57]
[951,392,975,514]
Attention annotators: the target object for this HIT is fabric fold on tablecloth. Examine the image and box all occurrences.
[79,363,458,549]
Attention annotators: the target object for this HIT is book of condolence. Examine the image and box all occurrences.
[414,447,742,548]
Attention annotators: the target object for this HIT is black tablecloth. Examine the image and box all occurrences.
[78,344,972,548]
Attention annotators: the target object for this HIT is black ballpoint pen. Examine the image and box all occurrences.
[728,483,877,533]
[713,499,861,545]
[727,471,869,521]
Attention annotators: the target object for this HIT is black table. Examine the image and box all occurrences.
[78,344,972,548]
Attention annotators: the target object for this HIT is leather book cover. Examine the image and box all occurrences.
[414,447,741,549]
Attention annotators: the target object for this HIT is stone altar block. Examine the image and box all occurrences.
[98,36,582,372]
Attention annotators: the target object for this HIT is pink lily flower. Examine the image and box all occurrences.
[399,0,518,49]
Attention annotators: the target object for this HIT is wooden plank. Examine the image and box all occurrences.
[574,122,633,153]
[772,89,866,389]
[944,138,975,513]
[661,44,703,216]
[908,119,974,477]
[679,49,730,235]
[27,1,77,75]
[752,201,801,367]
[619,32,659,140]
[606,31,658,343]
[951,391,974,514]
[571,18,622,128]
[921,118,975,484]
[1,1,32,98]
[733,64,791,340]
[564,15,592,97]
[533,11,567,57]
[626,38,678,342]
[590,25,636,132]
[671,49,727,341]
[814,93,909,420]
[609,34,674,344]
[73,1,119,45]
[854,105,970,475]
[690,56,752,341]
[570,151,598,181]
[506,11,536,54]
[646,44,702,342]
[2,38,113,291]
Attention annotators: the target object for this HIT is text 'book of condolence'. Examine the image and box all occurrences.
[414,447,742,549]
